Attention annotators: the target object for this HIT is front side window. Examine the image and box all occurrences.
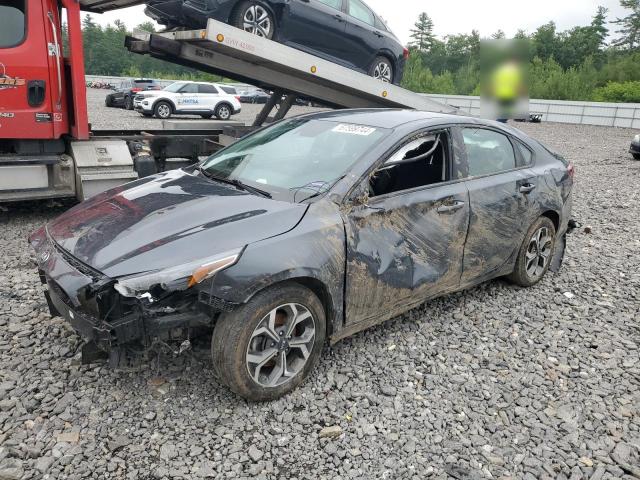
[370,131,450,197]
[201,118,389,200]
[317,0,342,10]
[179,83,198,94]
[164,82,188,93]
[348,0,374,26]
[0,0,25,48]
[462,128,516,177]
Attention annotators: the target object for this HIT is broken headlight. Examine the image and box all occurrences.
[114,248,244,298]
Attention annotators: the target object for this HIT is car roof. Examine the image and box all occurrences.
[305,109,464,129]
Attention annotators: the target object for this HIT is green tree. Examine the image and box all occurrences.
[409,13,436,51]
[612,0,640,49]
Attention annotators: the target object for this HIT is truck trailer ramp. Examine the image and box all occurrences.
[126,19,456,123]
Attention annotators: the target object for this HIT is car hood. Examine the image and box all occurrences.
[45,169,307,278]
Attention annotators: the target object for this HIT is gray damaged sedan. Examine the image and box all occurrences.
[30,110,574,401]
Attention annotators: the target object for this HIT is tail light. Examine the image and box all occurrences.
[567,163,575,179]
[131,88,142,93]
[403,48,410,60]
[235,96,241,101]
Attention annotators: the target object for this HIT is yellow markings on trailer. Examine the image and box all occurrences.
[310,66,317,74]
[382,90,388,98]
[216,34,225,42]
[199,30,207,39]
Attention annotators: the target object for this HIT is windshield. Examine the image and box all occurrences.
[164,82,186,93]
[200,118,389,200]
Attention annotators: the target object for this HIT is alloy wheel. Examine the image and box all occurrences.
[246,303,316,388]
[373,61,393,83]
[525,226,553,280]
[242,5,273,38]
[157,104,171,118]
[217,106,231,119]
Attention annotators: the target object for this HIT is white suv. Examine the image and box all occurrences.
[134,81,242,120]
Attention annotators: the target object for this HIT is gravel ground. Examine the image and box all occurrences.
[0,93,639,480]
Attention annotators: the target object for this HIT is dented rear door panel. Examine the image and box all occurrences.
[343,182,469,327]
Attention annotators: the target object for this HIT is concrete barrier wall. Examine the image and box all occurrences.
[86,75,640,129]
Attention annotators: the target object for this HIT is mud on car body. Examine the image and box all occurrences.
[31,110,574,401]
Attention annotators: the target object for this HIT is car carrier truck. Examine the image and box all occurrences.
[0,0,454,203]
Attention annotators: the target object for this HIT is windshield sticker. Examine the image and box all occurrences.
[332,124,376,136]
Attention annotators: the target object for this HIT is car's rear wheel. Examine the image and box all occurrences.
[215,103,232,120]
[232,1,275,39]
[211,283,326,401]
[369,56,394,83]
[154,101,173,119]
[105,95,113,107]
[508,216,556,287]
[124,96,133,110]
[633,153,640,160]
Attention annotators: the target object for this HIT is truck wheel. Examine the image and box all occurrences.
[231,1,275,39]
[124,96,134,110]
[215,104,232,120]
[507,216,556,287]
[211,283,326,401]
[154,101,173,119]
[369,56,394,83]
[133,155,158,178]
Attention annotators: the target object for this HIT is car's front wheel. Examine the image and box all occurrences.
[215,103,232,120]
[231,1,275,39]
[633,153,640,160]
[124,96,134,110]
[154,101,173,119]
[508,216,556,287]
[105,95,113,107]
[211,283,326,401]
[369,56,394,83]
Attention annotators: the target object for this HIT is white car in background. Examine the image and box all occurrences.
[134,81,242,120]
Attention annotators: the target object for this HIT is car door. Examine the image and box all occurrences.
[342,0,383,71]
[457,126,539,286]
[176,82,199,112]
[197,83,220,112]
[284,0,348,61]
[343,128,470,327]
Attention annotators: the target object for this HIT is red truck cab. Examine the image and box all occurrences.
[1,0,88,143]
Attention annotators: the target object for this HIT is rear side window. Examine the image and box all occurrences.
[220,86,236,94]
[0,0,26,48]
[198,84,219,94]
[462,128,517,177]
[348,0,374,26]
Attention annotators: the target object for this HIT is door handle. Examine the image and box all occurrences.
[334,13,343,20]
[519,183,536,194]
[374,30,384,38]
[437,201,465,214]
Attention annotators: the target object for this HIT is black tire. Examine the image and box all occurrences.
[124,96,133,110]
[230,1,275,39]
[200,113,214,119]
[633,153,640,160]
[215,103,232,120]
[105,95,113,108]
[368,56,394,83]
[507,216,556,287]
[212,283,326,401]
[153,101,173,119]
[133,155,158,178]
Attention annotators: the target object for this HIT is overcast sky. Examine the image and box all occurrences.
[87,0,629,45]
